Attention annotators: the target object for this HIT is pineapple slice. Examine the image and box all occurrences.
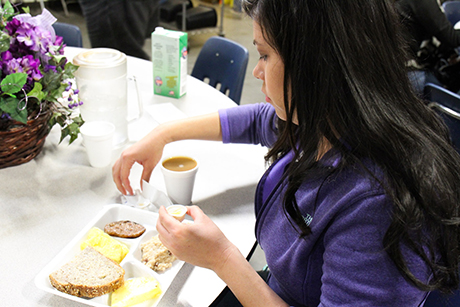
[111,276,162,307]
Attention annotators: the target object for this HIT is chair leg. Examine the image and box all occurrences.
[60,0,70,16]
[182,2,187,32]
[39,0,45,11]
[218,0,225,37]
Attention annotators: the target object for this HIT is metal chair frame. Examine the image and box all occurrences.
[428,101,460,120]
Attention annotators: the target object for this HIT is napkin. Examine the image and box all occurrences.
[122,180,172,211]
[145,103,187,124]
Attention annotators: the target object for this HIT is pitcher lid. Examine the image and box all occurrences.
[72,48,126,68]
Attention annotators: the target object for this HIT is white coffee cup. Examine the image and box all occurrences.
[161,156,198,205]
[80,121,115,168]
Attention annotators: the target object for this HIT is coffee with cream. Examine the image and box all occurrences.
[162,156,197,172]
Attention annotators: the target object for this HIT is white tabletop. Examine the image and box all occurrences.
[0,47,267,306]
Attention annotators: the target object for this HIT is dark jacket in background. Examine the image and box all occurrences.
[78,0,160,60]
[395,0,460,57]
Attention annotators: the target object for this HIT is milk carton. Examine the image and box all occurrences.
[151,27,187,98]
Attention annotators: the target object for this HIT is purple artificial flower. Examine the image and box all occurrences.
[55,35,63,46]
[33,26,53,55]
[0,112,12,120]
[4,57,24,74]
[15,24,36,49]
[43,64,56,73]
[5,18,21,36]
[21,55,42,82]
[14,9,57,42]
[0,53,43,90]
[1,50,13,61]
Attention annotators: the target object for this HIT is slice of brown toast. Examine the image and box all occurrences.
[49,246,125,298]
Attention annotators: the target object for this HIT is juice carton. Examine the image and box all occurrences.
[151,27,188,98]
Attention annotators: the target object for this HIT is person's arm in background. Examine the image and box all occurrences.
[415,0,460,49]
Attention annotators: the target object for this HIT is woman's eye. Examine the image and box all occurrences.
[259,55,267,61]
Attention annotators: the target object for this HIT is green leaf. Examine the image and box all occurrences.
[1,73,27,95]
[53,112,66,127]
[0,31,11,53]
[48,112,57,129]
[59,125,70,144]
[27,82,46,101]
[72,114,85,125]
[63,62,79,77]
[57,115,84,144]
[40,70,62,92]
[66,122,81,144]
[48,83,67,103]
[0,96,28,123]
[2,1,15,19]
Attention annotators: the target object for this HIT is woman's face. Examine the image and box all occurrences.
[253,21,295,123]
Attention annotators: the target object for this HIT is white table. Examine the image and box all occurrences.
[0,47,267,306]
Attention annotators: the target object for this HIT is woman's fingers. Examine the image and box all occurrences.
[112,158,132,195]
[187,205,204,221]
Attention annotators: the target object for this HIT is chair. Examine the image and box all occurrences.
[424,83,460,153]
[191,36,249,105]
[423,83,460,306]
[442,1,460,26]
[52,22,83,48]
[160,0,225,37]
[424,288,460,307]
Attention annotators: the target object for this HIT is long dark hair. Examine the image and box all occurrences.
[243,0,460,293]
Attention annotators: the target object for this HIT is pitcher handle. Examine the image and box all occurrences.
[128,75,143,123]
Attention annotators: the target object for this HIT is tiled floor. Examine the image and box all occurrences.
[32,0,267,270]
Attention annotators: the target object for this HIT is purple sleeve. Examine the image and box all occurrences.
[218,103,278,147]
[319,193,429,306]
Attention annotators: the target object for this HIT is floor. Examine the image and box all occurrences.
[30,0,267,270]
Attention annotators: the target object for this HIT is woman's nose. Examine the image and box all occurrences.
[253,63,264,80]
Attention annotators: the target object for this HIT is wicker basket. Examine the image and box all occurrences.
[0,108,51,169]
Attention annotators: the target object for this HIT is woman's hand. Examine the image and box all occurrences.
[157,205,289,307]
[112,128,167,195]
[156,205,237,272]
[112,113,223,195]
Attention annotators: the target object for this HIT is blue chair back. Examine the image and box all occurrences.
[443,1,460,26]
[191,36,249,105]
[52,22,83,47]
[424,288,460,307]
[424,83,460,154]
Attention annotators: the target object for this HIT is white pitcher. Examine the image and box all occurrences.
[73,48,142,147]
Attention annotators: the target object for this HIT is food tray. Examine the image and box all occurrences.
[34,204,184,307]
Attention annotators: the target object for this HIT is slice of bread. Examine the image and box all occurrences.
[49,246,125,298]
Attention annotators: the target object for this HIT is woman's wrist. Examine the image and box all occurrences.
[153,121,178,146]
[213,245,289,307]
[212,244,245,279]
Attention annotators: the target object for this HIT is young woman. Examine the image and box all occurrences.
[112,0,460,305]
